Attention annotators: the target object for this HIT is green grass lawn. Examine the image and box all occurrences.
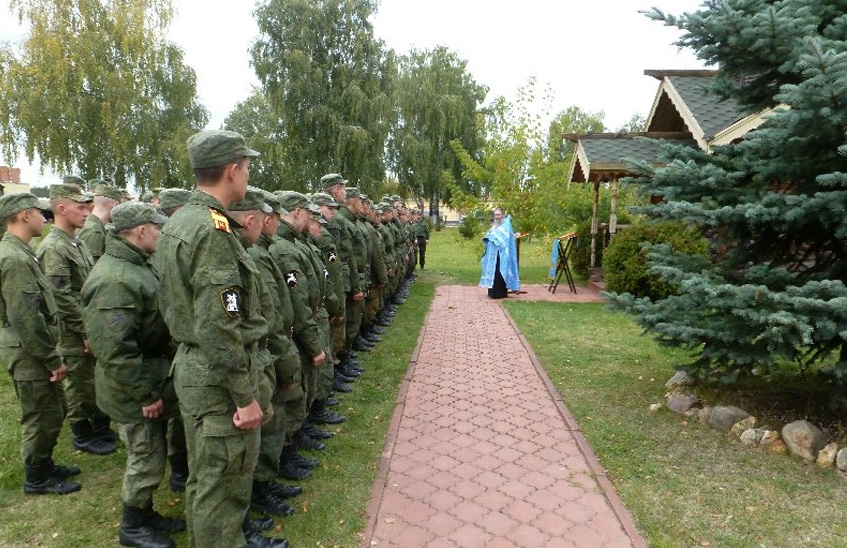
[0,280,436,547]
[3,228,841,547]
[505,301,847,547]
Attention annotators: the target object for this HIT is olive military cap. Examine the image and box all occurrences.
[158,188,192,211]
[92,183,124,201]
[345,187,361,199]
[278,191,319,213]
[229,187,273,213]
[310,192,339,208]
[0,192,41,220]
[311,211,327,225]
[320,173,346,189]
[187,130,260,169]
[260,190,288,215]
[50,183,93,203]
[111,202,168,232]
[62,175,86,187]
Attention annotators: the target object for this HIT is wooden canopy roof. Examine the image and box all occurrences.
[563,132,697,183]
[565,69,767,183]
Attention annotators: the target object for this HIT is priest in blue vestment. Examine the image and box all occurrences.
[479,208,520,299]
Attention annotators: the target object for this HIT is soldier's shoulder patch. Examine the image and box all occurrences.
[220,286,241,317]
[327,251,338,263]
[209,209,231,233]
[106,311,128,332]
[285,271,298,289]
[324,267,329,280]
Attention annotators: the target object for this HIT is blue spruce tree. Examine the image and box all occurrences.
[608,0,847,387]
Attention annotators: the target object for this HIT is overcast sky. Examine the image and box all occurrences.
[0,0,708,186]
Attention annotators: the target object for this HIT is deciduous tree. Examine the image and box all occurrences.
[0,0,207,189]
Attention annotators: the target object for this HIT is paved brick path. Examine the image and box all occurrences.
[361,285,646,548]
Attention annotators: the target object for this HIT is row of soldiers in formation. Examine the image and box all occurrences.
[0,129,432,548]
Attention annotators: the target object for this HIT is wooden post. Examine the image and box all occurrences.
[609,178,619,236]
[590,180,600,269]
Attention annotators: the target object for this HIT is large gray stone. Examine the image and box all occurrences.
[782,420,826,463]
[666,392,700,414]
[666,370,695,389]
[708,405,750,433]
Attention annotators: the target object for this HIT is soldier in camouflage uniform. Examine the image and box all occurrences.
[229,188,299,520]
[0,193,81,496]
[158,188,192,217]
[309,192,356,393]
[78,181,123,263]
[302,204,346,428]
[321,175,368,369]
[155,130,287,548]
[413,209,430,270]
[269,192,326,482]
[82,202,185,548]
[38,183,118,455]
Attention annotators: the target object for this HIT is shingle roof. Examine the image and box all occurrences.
[564,132,698,182]
[580,134,698,164]
[668,76,746,140]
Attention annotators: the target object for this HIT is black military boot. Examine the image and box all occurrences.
[309,399,346,425]
[251,481,296,517]
[352,335,373,352]
[325,395,340,407]
[243,516,275,534]
[293,428,325,451]
[144,504,186,534]
[47,457,81,479]
[168,453,188,493]
[332,377,353,393]
[70,420,118,455]
[243,517,289,548]
[268,481,303,500]
[303,422,335,439]
[278,446,311,481]
[119,504,174,548]
[91,414,119,442]
[24,460,81,495]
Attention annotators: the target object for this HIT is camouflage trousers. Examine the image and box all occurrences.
[65,354,108,425]
[344,295,364,350]
[316,312,334,401]
[254,391,287,482]
[117,420,167,508]
[181,412,259,548]
[364,286,381,323]
[279,365,306,445]
[13,378,66,466]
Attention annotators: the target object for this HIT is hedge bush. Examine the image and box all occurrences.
[603,222,709,300]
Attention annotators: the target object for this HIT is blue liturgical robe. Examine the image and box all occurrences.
[479,215,521,292]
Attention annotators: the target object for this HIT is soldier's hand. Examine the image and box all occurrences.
[262,404,274,425]
[142,399,164,419]
[352,291,364,302]
[50,363,68,382]
[83,339,91,354]
[233,400,263,430]
[312,351,326,368]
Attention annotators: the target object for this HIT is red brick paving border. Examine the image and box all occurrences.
[360,285,644,548]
